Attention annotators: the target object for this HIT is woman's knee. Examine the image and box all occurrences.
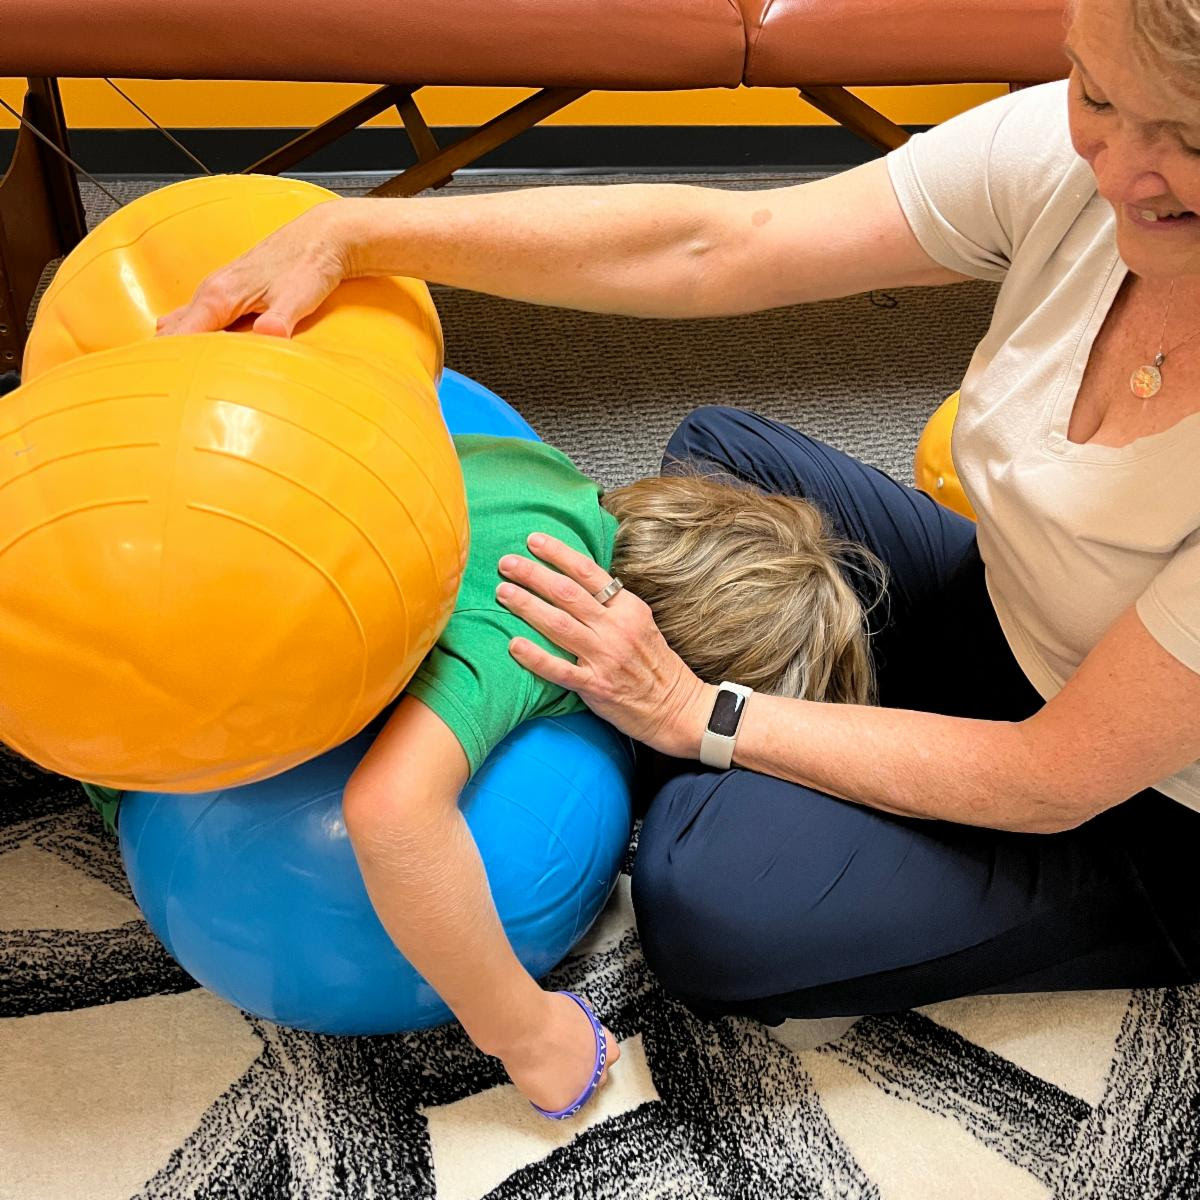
[631,829,746,1005]
[632,765,987,1014]
[631,767,837,1007]
[662,405,745,475]
[633,842,860,1019]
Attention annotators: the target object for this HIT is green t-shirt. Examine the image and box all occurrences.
[81,433,616,832]
[406,434,617,772]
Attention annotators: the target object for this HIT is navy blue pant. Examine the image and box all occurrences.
[631,406,1200,1023]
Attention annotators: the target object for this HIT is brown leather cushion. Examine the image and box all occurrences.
[0,0,747,89]
[739,0,1072,85]
[2,0,1072,90]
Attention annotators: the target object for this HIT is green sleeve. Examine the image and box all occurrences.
[80,782,122,837]
[406,607,586,775]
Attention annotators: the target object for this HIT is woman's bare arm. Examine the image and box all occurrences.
[341,157,968,318]
[495,537,1200,836]
[730,606,1200,833]
[158,158,969,335]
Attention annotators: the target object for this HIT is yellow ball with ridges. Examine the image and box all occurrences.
[1,175,467,791]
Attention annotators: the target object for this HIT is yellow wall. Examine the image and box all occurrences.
[0,80,1006,129]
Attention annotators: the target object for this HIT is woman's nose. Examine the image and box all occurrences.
[1090,132,1172,204]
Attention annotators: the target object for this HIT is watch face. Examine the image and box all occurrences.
[707,688,745,738]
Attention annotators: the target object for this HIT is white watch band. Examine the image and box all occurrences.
[699,681,753,769]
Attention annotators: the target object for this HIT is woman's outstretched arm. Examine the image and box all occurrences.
[495,535,1200,836]
[157,158,968,337]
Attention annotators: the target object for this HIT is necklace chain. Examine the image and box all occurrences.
[1131,280,1200,399]
[1156,281,1200,360]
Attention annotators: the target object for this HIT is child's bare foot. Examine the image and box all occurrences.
[500,991,620,1117]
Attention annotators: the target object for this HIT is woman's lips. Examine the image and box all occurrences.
[1128,205,1198,231]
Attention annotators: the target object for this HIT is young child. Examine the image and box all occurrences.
[82,430,882,1119]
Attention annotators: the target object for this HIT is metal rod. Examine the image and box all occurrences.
[103,79,214,175]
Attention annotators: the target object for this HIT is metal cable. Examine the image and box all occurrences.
[102,79,214,176]
[2,78,218,214]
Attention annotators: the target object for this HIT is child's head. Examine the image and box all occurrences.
[601,468,885,704]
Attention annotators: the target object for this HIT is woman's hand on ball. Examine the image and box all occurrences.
[496,533,715,759]
[155,204,351,338]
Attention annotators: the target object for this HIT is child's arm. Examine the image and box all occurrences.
[342,696,616,1110]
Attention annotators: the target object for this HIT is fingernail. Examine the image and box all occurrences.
[499,555,518,573]
[527,533,545,548]
[496,583,514,600]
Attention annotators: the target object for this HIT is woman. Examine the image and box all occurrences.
[160,0,1200,1061]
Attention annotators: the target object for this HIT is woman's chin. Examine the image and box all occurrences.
[1115,232,1200,282]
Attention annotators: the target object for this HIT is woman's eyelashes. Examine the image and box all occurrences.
[1078,81,1200,158]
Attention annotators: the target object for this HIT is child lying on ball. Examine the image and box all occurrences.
[85,431,880,1120]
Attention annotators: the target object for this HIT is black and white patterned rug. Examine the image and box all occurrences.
[3,745,1198,1200]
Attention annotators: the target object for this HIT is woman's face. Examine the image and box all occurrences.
[1066,0,1200,280]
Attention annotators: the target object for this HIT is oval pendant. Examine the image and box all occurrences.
[1130,364,1163,399]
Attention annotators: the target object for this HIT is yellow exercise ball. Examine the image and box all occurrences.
[0,177,468,791]
[913,391,977,522]
[23,173,444,386]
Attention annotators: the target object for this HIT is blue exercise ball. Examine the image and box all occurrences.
[437,367,541,441]
[120,712,634,1033]
[118,370,634,1034]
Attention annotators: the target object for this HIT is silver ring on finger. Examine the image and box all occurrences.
[591,577,624,606]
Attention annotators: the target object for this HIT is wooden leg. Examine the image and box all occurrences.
[0,79,587,365]
[368,87,587,198]
[0,78,87,370]
[245,85,409,177]
[246,85,583,198]
[393,91,441,166]
[797,85,910,152]
[392,91,452,190]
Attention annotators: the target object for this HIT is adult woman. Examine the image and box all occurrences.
[161,0,1200,1030]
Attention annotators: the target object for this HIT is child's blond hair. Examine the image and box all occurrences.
[602,469,884,704]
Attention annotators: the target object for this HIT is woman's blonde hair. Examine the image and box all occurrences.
[1067,0,1200,87]
[602,469,885,705]
[1132,0,1200,82]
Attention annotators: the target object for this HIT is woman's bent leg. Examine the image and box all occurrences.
[662,404,1043,719]
[643,407,1195,1014]
[632,768,1198,1023]
[663,405,975,624]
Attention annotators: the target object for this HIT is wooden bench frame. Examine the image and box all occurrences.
[0,75,911,369]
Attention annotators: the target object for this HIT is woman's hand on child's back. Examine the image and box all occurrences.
[497,534,715,759]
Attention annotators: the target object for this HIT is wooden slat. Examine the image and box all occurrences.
[393,89,452,190]
[394,90,440,163]
[368,87,587,198]
[797,85,910,152]
[244,84,406,177]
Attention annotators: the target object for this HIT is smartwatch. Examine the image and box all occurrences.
[699,681,753,769]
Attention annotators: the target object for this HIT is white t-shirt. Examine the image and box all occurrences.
[886,80,1200,812]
